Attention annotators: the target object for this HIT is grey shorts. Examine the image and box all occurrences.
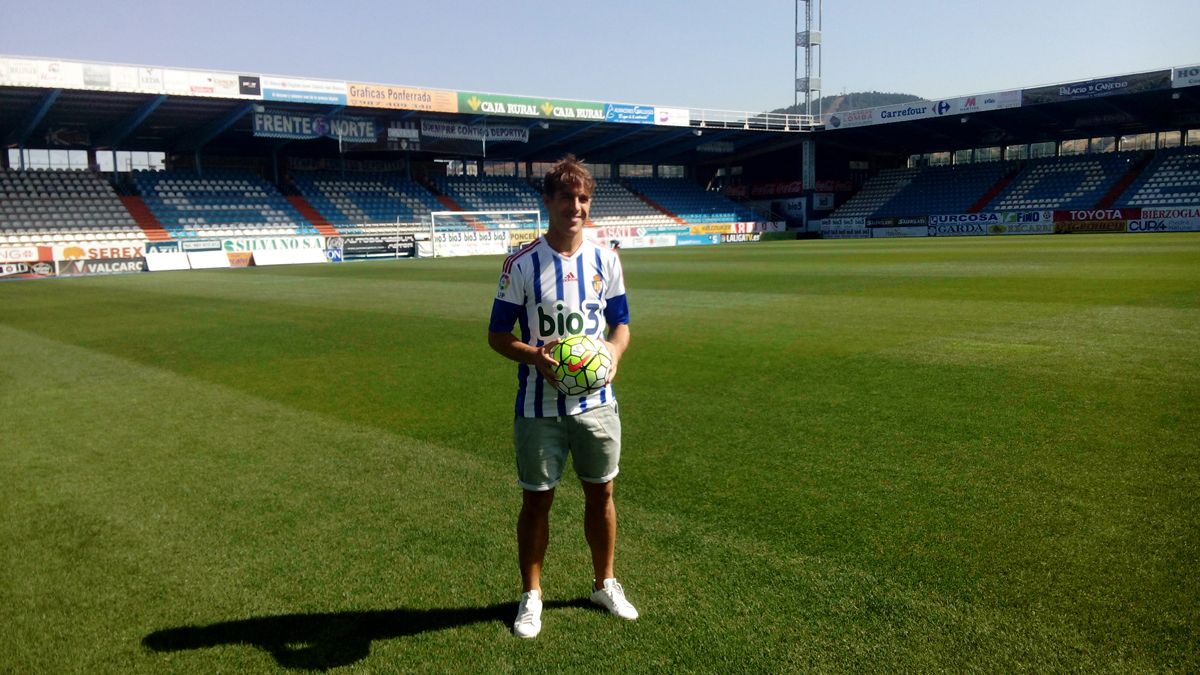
[513,403,621,491]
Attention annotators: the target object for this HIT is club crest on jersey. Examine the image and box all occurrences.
[592,274,602,294]
[497,273,510,297]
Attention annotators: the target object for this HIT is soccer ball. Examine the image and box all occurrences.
[550,335,612,395]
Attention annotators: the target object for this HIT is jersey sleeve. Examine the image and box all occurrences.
[603,250,630,325]
[489,262,526,333]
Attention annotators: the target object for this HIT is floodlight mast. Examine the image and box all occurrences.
[795,0,823,119]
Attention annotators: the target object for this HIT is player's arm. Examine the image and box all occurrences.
[603,322,629,382]
[488,330,559,380]
[488,295,558,381]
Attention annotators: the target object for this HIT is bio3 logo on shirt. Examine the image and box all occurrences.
[537,301,601,338]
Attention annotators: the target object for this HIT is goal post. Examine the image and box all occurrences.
[427,210,543,258]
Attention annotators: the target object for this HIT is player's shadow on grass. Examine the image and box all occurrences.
[143,598,594,670]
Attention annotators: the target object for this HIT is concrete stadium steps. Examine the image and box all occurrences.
[287,196,340,236]
[120,197,171,241]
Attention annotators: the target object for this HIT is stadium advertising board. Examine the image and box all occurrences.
[52,243,145,261]
[56,258,145,277]
[611,234,677,249]
[819,217,870,239]
[222,236,324,252]
[458,92,605,121]
[1174,64,1200,88]
[188,251,231,269]
[252,249,326,266]
[327,234,417,260]
[434,230,509,257]
[1053,208,1140,234]
[419,120,529,143]
[0,261,56,280]
[346,83,457,112]
[824,108,876,129]
[721,233,763,243]
[676,234,723,246]
[0,247,42,263]
[1023,71,1171,105]
[605,104,655,125]
[144,252,190,271]
[1128,208,1200,233]
[261,76,348,105]
[0,56,262,99]
[928,212,1053,236]
[871,226,927,238]
[253,111,377,143]
[654,107,690,127]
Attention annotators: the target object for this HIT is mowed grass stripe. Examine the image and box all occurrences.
[2,324,1176,673]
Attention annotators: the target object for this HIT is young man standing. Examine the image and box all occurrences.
[487,155,637,638]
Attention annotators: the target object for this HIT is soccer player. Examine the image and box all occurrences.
[488,155,638,639]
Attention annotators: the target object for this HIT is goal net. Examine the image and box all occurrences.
[426,210,543,258]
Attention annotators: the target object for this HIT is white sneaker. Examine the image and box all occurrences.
[513,589,543,638]
[590,578,638,620]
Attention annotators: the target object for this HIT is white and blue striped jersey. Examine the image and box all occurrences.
[489,236,630,418]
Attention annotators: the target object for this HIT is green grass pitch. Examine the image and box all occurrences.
[1,234,1197,672]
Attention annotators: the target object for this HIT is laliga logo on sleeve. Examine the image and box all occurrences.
[497,273,510,297]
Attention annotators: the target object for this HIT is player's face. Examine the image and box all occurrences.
[544,185,591,239]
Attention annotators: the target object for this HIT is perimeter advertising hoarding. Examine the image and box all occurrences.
[326,235,417,260]
[434,230,509,257]
[53,242,145,260]
[1128,208,1200,233]
[346,83,457,112]
[0,246,43,263]
[1023,71,1171,105]
[458,92,605,121]
[223,236,325,252]
[56,258,146,277]
[1173,64,1200,88]
[871,226,927,238]
[0,261,56,280]
[1053,208,1140,233]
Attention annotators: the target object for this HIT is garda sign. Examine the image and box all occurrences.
[929,222,988,237]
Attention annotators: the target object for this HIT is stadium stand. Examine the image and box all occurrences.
[290,172,444,233]
[828,168,920,218]
[588,180,678,228]
[875,161,1013,217]
[0,168,140,243]
[433,177,547,216]
[133,169,315,238]
[1116,147,1200,208]
[985,152,1140,212]
[624,178,757,223]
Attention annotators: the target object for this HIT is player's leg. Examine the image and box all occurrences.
[517,487,555,592]
[580,479,616,584]
[569,404,637,619]
[512,415,569,638]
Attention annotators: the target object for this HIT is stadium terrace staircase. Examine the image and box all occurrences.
[287,196,340,236]
[1096,153,1153,209]
[968,167,1020,213]
[120,197,172,241]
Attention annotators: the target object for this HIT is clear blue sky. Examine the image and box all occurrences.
[2,0,1198,112]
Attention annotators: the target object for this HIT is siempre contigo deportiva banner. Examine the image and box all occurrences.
[419,120,529,143]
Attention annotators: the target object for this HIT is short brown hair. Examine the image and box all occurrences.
[543,154,596,197]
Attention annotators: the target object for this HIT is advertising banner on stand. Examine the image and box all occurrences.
[329,234,417,260]
[1023,71,1171,105]
[262,76,348,105]
[434,230,509,257]
[1054,209,1139,233]
[458,92,606,121]
[347,83,457,112]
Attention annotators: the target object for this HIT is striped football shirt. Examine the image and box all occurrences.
[489,236,630,418]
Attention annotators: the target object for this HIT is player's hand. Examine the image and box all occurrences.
[602,339,620,383]
[534,340,560,384]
